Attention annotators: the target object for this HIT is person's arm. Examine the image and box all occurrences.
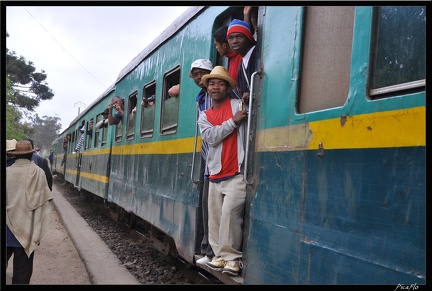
[107,102,122,125]
[131,106,137,118]
[168,84,180,97]
[107,102,115,125]
[243,6,252,26]
[198,99,248,146]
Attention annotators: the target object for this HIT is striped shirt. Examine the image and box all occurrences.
[196,89,213,177]
[75,133,85,152]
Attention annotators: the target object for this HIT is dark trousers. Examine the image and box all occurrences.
[7,247,34,284]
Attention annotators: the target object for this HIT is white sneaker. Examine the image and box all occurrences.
[196,256,211,264]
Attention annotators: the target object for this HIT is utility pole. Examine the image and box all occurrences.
[74,101,86,116]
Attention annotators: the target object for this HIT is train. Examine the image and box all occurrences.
[51,6,426,285]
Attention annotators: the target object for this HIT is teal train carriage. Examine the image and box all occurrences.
[53,84,116,200]
[51,134,64,177]
[52,6,425,285]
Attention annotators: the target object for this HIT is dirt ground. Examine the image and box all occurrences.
[5,206,91,285]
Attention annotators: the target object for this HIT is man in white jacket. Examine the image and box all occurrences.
[197,66,248,276]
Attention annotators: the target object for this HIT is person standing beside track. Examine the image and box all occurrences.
[6,140,53,284]
[23,138,53,191]
[48,151,54,173]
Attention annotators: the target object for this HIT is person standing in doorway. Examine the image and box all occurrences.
[189,58,216,265]
[23,138,52,191]
[198,66,248,276]
[213,25,242,87]
[227,19,257,103]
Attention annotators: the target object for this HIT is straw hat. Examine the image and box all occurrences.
[201,66,236,88]
[6,139,17,152]
[7,140,35,156]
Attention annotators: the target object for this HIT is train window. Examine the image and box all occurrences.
[73,129,78,151]
[160,66,180,135]
[140,82,156,138]
[95,113,104,147]
[114,120,123,142]
[86,119,93,150]
[369,6,426,97]
[101,119,108,145]
[95,115,101,148]
[298,6,354,113]
[126,91,138,140]
[71,131,76,153]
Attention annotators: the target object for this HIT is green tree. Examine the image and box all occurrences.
[6,48,54,111]
[5,75,28,140]
[29,114,62,153]
[6,32,61,146]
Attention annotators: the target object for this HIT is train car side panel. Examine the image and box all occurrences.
[242,6,425,284]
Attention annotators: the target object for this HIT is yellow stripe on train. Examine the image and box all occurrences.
[75,107,424,155]
[111,137,200,155]
[256,106,425,152]
[67,169,109,183]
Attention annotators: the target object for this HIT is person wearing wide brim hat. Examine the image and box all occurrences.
[201,65,236,89]
[197,65,249,277]
[6,139,35,156]
[6,139,53,284]
[6,139,18,152]
[6,139,18,166]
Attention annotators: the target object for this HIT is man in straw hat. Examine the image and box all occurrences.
[6,140,53,284]
[197,66,249,276]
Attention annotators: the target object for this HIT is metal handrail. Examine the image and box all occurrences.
[244,70,261,185]
[190,104,200,184]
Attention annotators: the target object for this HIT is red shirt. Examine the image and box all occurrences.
[205,99,238,180]
[227,51,242,86]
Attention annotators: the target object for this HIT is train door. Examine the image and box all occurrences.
[240,6,262,278]
[75,121,89,189]
[61,133,70,181]
[75,127,83,188]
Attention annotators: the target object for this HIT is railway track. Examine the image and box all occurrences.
[54,177,222,285]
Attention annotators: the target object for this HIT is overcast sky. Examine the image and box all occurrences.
[6,5,190,133]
